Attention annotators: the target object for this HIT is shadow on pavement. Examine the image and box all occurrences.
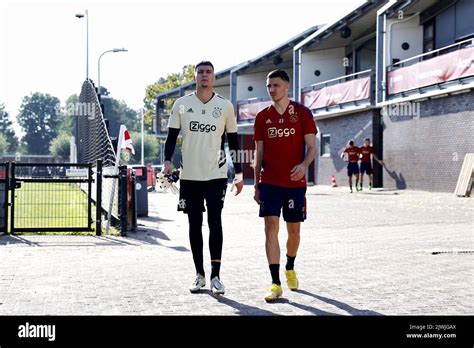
[127,226,189,250]
[206,292,277,316]
[0,234,39,246]
[138,215,174,223]
[206,291,342,316]
[266,297,341,316]
[135,226,171,241]
[297,289,383,316]
[0,234,137,247]
[0,232,190,252]
[123,228,190,252]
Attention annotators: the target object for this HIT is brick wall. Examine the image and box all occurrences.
[315,109,382,187]
[382,91,474,192]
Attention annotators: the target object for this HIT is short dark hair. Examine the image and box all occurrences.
[349,140,354,146]
[365,138,370,142]
[195,61,214,70]
[267,69,290,82]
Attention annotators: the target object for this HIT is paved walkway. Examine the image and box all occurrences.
[0,185,472,315]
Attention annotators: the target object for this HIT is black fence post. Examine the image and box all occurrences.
[95,160,103,236]
[1,162,10,234]
[10,162,15,235]
[119,165,128,237]
[131,169,137,232]
[87,163,93,232]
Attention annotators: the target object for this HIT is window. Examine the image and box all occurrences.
[355,37,376,72]
[455,0,474,41]
[427,0,474,52]
[423,20,435,53]
[435,5,455,49]
[321,134,331,157]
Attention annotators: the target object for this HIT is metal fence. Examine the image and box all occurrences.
[10,163,95,233]
[0,161,136,236]
[0,163,9,233]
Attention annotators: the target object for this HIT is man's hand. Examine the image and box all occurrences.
[290,163,307,181]
[253,185,260,204]
[163,160,172,175]
[234,181,243,196]
[231,173,243,196]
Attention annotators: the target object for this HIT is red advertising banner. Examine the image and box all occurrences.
[302,76,371,110]
[387,46,474,95]
[237,100,273,122]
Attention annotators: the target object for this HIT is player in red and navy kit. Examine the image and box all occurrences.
[359,138,383,191]
[253,69,317,302]
[341,140,361,193]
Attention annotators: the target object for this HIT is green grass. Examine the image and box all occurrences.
[1,182,122,235]
[13,182,90,229]
[6,182,96,234]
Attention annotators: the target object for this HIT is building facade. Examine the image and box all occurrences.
[155,0,474,192]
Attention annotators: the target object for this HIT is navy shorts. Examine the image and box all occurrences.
[359,162,373,175]
[258,183,307,222]
[347,162,360,176]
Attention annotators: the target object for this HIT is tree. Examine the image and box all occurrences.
[0,103,19,153]
[120,132,159,165]
[49,132,71,160]
[58,94,78,135]
[143,64,194,128]
[100,88,140,137]
[0,134,8,157]
[17,92,61,155]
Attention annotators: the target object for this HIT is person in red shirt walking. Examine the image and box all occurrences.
[253,69,317,302]
[341,140,361,193]
[359,138,383,190]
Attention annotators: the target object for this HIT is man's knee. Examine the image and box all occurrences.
[287,223,300,237]
[265,217,279,229]
[265,218,279,239]
[287,229,300,237]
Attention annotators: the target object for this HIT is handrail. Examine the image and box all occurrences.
[237,92,293,106]
[303,69,373,92]
[237,96,271,105]
[387,38,474,71]
[311,69,372,87]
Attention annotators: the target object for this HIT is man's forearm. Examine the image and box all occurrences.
[254,163,261,187]
[302,145,316,167]
[254,151,263,187]
[227,132,242,174]
[254,142,264,187]
[164,128,180,161]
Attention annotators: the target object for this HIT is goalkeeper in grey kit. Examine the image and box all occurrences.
[163,61,243,295]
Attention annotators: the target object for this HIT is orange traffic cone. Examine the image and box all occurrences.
[331,175,338,187]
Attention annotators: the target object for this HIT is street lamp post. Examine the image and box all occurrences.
[75,9,89,79]
[98,48,128,96]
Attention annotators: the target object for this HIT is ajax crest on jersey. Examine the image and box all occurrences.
[212,107,222,118]
[289,114,298,123]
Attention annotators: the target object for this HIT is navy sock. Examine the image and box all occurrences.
[269,264,281,285]
[286,255,296,270]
